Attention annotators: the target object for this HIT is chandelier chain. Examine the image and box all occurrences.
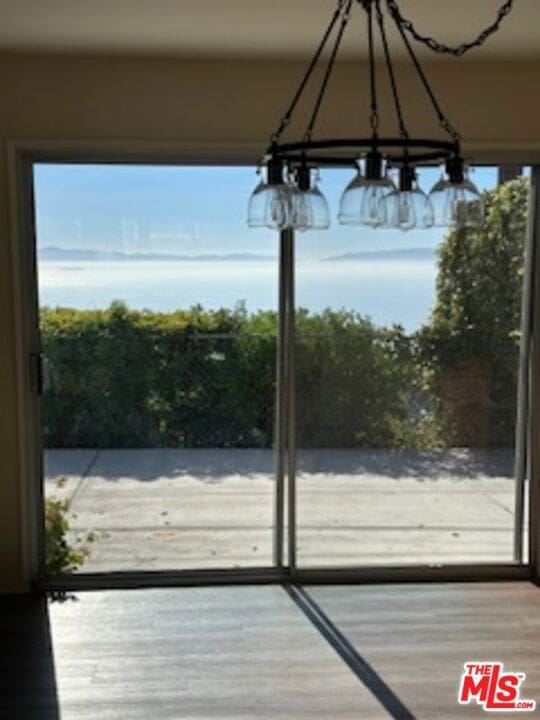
[385,0,515,57]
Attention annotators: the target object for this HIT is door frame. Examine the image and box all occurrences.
[8,139,538,591]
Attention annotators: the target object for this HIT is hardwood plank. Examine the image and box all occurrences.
[0,586,385,720]
[306,582,540,719]
[2,583,539,719]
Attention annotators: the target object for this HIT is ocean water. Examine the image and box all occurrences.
[38,258,438,333]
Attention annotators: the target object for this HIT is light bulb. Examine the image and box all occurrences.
[419,190,435,229]
[268,187,290,229]
[397,192,416,231]
[361,179,395,226]
[382,190,414,230]
[381,187,434,231]
[290,190,312,230]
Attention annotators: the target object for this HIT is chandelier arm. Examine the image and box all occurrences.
[268,0,347,147]
[388,5,461,145]
[385,0,514,57]
[366,0,379,137]
[305,0,354,142]
[374,0,408,141]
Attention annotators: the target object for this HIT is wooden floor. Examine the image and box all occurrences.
[1,582,539,719]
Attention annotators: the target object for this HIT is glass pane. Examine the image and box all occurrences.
[36,164,278,574]
[295,166,528,567]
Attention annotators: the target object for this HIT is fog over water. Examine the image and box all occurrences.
[39,256,437,332]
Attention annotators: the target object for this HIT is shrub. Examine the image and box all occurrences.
[418,177,528,446]
[44,498,86,574]
[295,309,419,447]
[41,303,423,449]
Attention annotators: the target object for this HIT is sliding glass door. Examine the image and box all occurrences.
[31,160,531,580]
[294,166,530,569]
[35,164,279,574]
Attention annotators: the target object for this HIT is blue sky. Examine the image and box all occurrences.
[34,163,500,260]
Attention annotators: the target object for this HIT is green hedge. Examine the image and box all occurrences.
[41,302,419,449]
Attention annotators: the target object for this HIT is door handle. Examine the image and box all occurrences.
[29,352,44,396]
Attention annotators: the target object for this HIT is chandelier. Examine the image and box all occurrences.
[247,0,514,232]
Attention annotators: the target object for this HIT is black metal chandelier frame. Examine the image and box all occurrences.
[263,0,515,186]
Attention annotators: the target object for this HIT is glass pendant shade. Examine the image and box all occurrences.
[289,168,331,231]
[247,176,291,230]
[247,179,269,228]
[381,186,434,231]
[429,175,484,229]
[337,171,367,225]
[338,172,395,227]
[297,185,331,230]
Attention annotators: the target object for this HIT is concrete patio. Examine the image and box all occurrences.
[44,448,521,572]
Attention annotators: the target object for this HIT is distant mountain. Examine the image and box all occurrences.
[324,247,436,262]
[39,245,435,264]
[38,246,275,262]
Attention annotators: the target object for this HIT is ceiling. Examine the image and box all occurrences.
[0,0,537,61]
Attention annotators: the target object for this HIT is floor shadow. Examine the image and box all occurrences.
[285,584,416,719]
[0,594,61,720]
